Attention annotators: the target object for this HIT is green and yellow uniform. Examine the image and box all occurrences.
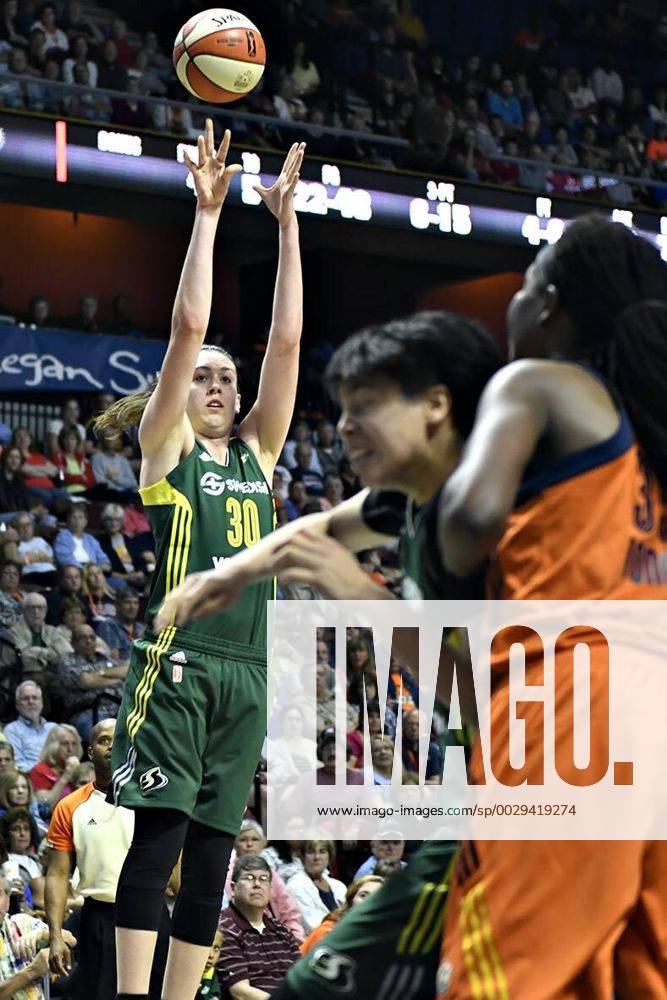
[111,438,274,833]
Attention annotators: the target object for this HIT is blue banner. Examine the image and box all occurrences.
[0,324,166,394]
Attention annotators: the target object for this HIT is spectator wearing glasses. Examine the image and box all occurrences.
[225,820,304,942]
[217,855,301,998]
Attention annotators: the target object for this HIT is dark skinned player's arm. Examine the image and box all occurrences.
[438,363,549,578]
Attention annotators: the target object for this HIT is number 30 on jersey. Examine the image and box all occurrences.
[226,497,260,548]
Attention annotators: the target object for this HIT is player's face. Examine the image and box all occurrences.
[337,379,434,490]
[187,352,239,439]
[351,880,383,906]
[506,249,556,360]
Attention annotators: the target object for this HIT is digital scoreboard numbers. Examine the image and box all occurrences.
[2,116,666,258]
[241,154,373,222]
[409,181,473,236]
[176,145,375,222]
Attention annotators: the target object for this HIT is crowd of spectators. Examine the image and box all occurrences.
[0,287,147,337]
[0,392,442,994]
[0,0,666,207]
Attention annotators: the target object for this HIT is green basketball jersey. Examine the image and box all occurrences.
[140,437,274,651]
[361,490,486,600]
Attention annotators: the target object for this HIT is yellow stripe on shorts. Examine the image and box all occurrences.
[460,884,509,1000]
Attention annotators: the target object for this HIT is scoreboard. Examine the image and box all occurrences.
[1,114,666,257]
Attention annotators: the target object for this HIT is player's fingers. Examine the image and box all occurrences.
[282,142,298,174]
[216,127,231,163]
[197,134,206,165]
[205,117,215,156]
[277,567,318,587]
[182,150,196,174]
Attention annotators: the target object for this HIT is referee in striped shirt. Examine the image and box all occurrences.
[217,856,300,999]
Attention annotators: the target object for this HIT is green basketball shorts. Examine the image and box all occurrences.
[284,839,457,1000]
[110,626,267,834]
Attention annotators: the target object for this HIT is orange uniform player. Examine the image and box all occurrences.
[437,216,667,999]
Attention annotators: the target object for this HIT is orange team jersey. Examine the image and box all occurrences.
[487,408,666,601]
[438,405,667,1000]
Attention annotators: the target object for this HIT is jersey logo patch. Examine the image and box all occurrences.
[169,650,187,664]
[139,766,169,793]
[241,452,249,463]
[308,947,356,994]
[201,471,226,496]
[199,451,215,462]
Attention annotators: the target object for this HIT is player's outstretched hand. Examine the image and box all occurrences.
[257,141,305,226]
[183,119,242,210]
[155,564,250,630]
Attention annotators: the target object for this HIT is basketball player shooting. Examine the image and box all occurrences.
[94,121,305,1000]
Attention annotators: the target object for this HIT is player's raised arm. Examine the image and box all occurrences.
[438,361,549,577]
[238,143,306,476]
[138,121,241,471]
[154,490,397,629]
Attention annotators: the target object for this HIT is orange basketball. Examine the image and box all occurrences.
[173,8,266,104]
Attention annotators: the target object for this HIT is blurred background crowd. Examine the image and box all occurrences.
[0,0,666,204]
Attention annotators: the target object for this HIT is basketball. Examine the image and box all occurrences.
[173,8,266,104]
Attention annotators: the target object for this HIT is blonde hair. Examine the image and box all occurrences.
[82,562,114,598]
[40,725,82,767]
[93,344,235,436]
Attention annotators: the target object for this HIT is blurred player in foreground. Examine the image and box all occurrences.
[157,310,502,1000]
[95,121,305,1000]
[435,216,667,998]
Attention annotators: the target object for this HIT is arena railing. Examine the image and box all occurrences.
[0,72,410,151]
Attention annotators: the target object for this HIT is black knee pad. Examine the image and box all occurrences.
[171,820,235,946]
[116,808,189,932]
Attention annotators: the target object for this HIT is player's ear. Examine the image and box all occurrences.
[539,283,559,326]
[425,385,451,430]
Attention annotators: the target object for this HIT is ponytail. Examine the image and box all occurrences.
[539,215,667,494]
[612,301,667,494]
[92,380,157,436]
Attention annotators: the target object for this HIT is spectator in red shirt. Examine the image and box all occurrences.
[52,428,95,496]
[11,426,69,513]
[29,724,82,815]
[217,856,301,998]
[647,124,667,171]
[109,16,134,67]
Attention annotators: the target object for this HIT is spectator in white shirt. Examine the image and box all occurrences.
[286,841,346,934]
[10,513,57,587]
[31,2,69,53]
[589,56,624,106]
[649,86,667,127]
[63,34,98,87]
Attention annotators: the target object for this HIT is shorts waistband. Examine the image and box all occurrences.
[140,627,267,664]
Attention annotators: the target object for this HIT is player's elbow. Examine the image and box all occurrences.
[439,494,506,576]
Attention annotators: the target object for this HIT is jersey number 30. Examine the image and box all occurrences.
[226,497,261,548]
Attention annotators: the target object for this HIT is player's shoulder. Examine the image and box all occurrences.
[484,359,605,404]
